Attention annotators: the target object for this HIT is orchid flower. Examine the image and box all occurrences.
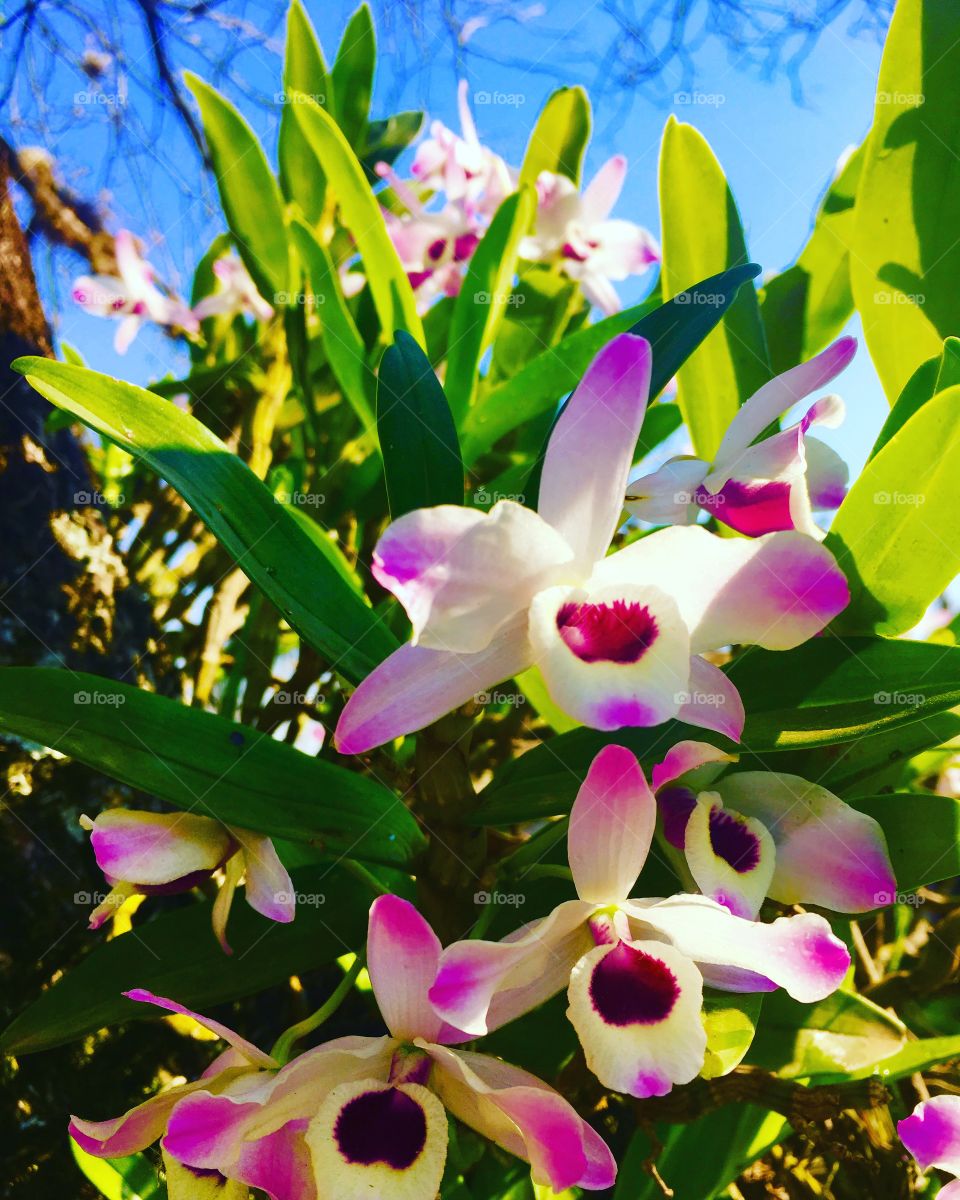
[193,253,275,324]
[80,808,294,953]
[72,230,198,353]
[429,745,851,1099]
[899,1096,960,1198]
[652,740,896,919]
[336,333,849,754]
[409,79,514,222]
[70,989,293,1200]
[519,156,659,315]
[381,196,481,310]
[157,895,616,1199]
[625,337,856,539]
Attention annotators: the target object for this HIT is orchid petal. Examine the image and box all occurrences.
[537,333,652,566]
[372,502,572,653]
[306,1078,448,1200]
[123,989,278,1067]
[568,745,656,904]
[626,894,849,1002]
[567,938,706,1097]
[581,155,627,223]
[231,1121,315,1200]
[581,219,660,279]
[86,809,231,887]
[212,851,244,956]
[713,337,857,465]
[426,1045,617,1191]
[804,434,849,509]
[527,582,691,730]
[715,772,896,912]
[335,616,530,754]
[162,1150,248,1200]
[682,792,776,918]
[70,1085,198,1158]
[113,315,143,354]
[625,457,709,526]
[368,896,464,1043]
[429,899,594,1036]
[652,740,738,792]
[234,830,295,925]
[162,1070,280,1174]
[899,1095,960,1175]
[677,656,745,741]
[592,525,849,653]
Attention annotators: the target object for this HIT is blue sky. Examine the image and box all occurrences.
[35,2,889,476]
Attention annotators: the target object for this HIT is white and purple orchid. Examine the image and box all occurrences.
[428,745,851,1099]
[70,989,290,1200]
[335,333,849,753]
[626,337,856,538]
[72,230,198,353]
[519,156,660,315]
[899,1095,960,1198]
[80,808,294,953]
[192,253,275,324]
[652,740,896,919]
[144,895,616,1199]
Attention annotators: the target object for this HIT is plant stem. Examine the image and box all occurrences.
[270,951,366,1065]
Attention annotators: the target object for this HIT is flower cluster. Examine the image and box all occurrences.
[73,324,899,1196]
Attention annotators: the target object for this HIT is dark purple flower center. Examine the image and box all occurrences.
[427,238,447,262]
[658,786,697,849]
[557,600,659,664]
[589,941,680,1026]
[709,806,761,874]
[334,1087,427,1169]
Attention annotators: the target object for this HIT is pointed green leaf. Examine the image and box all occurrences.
[659,117,771,459]
[330,3,375,147]
[518,86,590,186]
[378,331,463,517]
[292,93,424,346]
[851,0,960,400]
[186,74,289,301]
[279,0,330,223]
[13,358,397,681]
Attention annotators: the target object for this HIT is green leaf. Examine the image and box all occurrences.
[659,116,771,459]
[278,0,330,223]
[826,386,960,635]
[761,144,864,373]
[869,336,960,459]
[378,331,464,517]
[518,87,590,186]
[0,667,424,867]
[2,865,369,1055]
[445,188,537,419]
[474,638,960,822]
[292,93,424,346]
[851,0,960,401]
[463,264,760,465]
[360,111,424,180]
[616,1107,786,1200]
[13,358,397,682]
[749,989,906,1080]
[290,217,375,434]
[330,3,375,147]
[72,1143,165,1200]
[701,991,763,1079]
[186,74,289,301]
[849,793,960,892]
[843,1034,960,1083]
